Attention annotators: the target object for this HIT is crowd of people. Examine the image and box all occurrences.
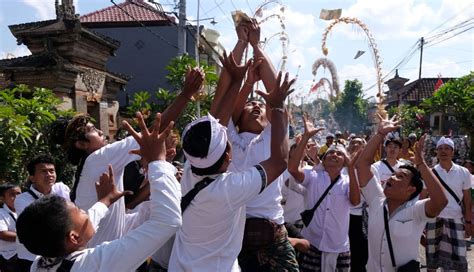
[0,20,473,272]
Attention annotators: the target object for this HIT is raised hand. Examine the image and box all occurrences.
[413,134,426,166]
[122,112,174,163]
[248,19,261,47]
[96,164,133,207]
[236,23,249,43]
[256,71,296,108]
[219,51,250,83]
[376,113,401,136]
[347,148,363,168]
[246,57,264,85]
[181,67,205,99]
[302,113,324,138]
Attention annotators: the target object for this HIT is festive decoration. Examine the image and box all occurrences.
[311,58,340,99]
[321,17,386,118]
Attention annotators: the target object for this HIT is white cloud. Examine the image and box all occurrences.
[20,0,55,20]
[338,63,379,98]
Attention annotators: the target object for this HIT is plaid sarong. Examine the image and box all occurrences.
[239,225,299,271]
[425,217,468,271]
[298,245,350,272]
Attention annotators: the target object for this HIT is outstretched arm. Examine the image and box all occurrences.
[356,115,400,187]
[211,25,249,114]
[414,135,448,218]
[347,150,362,205]
[258,72,295,185]
[160,68,204,131]
[288,114,323,183]
[211,52,252,126]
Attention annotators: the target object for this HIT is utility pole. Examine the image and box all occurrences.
[178,0,186,55]
[418,37,424,80]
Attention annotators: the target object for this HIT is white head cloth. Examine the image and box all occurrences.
[182,113,228,169]
[322,144,348,160]
[436,136,454,150]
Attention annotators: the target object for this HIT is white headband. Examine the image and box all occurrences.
[182,113,228,169]
[322,144,348,160]
[436,136,454,150]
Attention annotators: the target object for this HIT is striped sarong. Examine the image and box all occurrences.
[298,245,350,272]
[425,217,468,271]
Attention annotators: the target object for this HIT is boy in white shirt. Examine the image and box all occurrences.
[372,134,403,186]
[356,115,448,272]
[17,112,181,272]
[0,183,21,272]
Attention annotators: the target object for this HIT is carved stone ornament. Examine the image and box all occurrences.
[79,68,105,94]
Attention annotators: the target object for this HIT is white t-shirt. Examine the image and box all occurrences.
[0,205,17,259]
[227,120,286,224]
[15,183,71,261]
[300,168,352,253]
[168,161,267,272]
[371,160,403,186]
[75,136,140,247]
[433,163,471,219]
[281,169,307,224]
[362,175,430,272]
[30,161,181,272]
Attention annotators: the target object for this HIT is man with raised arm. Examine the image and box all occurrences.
[288,114,360,272]
[168,48,295,271]
[356,115,447,271]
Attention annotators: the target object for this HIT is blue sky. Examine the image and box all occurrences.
[0,0,472,102]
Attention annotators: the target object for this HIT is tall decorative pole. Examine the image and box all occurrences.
[321,17,387,118]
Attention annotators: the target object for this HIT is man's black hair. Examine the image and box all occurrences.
[384,138,402,148]
[182,121,229,176]
[0,183,18,197]
[27,154,55,176]
[399,164,423,200]
[16,195,72,257]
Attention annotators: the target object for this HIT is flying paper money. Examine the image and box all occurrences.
[354,50,365,59]
[231,10,253,27]
[319,9,342,20]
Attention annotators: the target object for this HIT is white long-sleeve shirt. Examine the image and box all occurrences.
[31,161,182,272]
[75,136,140,247]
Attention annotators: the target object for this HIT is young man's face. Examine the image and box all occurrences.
[436,144,454,162]
[385,142,401,159]
[322,150,345,169]
[2,187,21,210]
[83,122,107,153]
[67,201,95,249]
[238,100,268,134]
[30,163,56,194]
[326,137,334,145]
[348,138,364,154]
[383,168,415,201]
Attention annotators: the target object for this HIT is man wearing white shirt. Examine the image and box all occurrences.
[289,115,360,272]
[169,48,295,271]
[371,134,403,186]
[425,137,472,272]
[16,113,182,272]
[0,183,21,272]
[14,154,71,272]
[356,115,447,272]
[58,68,204,247]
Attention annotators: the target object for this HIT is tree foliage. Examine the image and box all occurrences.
[0,85,75,184]
[422,72,474,157]
[387,104,426,137]
[332,79,369,133]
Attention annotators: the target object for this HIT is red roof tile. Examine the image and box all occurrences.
[80,0,175,25]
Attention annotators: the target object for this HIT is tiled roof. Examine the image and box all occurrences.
[400,78,454,102]
[80,0,175,25]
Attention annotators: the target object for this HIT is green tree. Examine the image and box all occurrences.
[0,85,75,185]
[387,104,426,137]
[332,79,369,133]
[422,72,474,157]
